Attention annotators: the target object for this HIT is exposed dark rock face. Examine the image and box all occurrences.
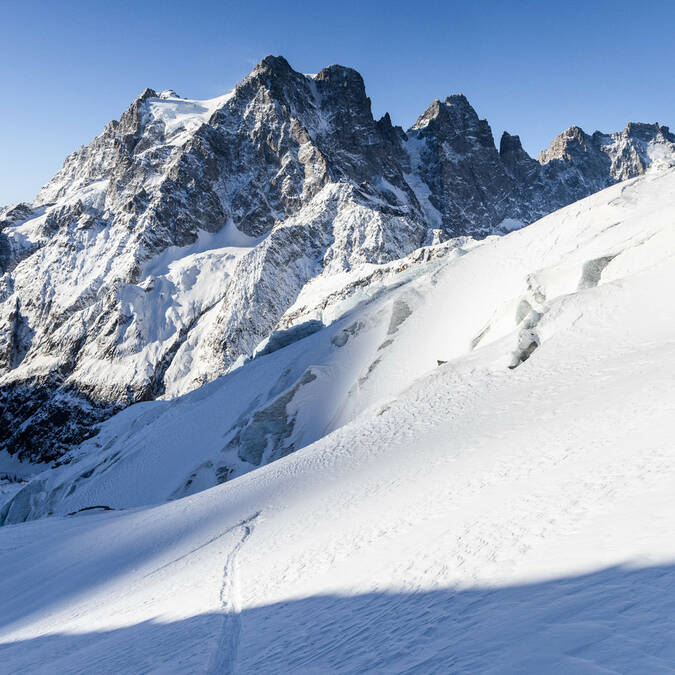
[407,95,519,236]
[1,55,673,463]
[535,122,675,200]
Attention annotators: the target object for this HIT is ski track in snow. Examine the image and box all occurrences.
[206,513,259,675]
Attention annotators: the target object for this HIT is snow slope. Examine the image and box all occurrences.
[0,168,674,672]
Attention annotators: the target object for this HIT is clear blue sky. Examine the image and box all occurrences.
[2,0,674,204]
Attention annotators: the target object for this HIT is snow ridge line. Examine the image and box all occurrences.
[206,512,260,675]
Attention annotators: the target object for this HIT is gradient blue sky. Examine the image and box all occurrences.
[2,0,674,204]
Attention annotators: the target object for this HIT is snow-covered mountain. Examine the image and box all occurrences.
[1,54,674,468]
[1,162,674,672]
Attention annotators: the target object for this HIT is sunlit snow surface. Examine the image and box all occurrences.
[143,91,235,147]
[1,168,675,672]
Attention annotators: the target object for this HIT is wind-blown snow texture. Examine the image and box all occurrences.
[1,166,674,673]
[1,55,674,463]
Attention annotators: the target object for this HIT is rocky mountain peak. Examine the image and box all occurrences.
[376,112,407,144]
[235,55,308,113]
[137,87,158,101]
[313,64,373,124]
[442,93,477,119]
[538,125,592,164]
[252,54,295,78]
[537,119,675,186]
[315,63,366,89]
[158,89,180,99]
[499,132,541,185]
[410,98,441,130]
[499,131,525,156]
[410,94,494,150]
[624,121,673,140]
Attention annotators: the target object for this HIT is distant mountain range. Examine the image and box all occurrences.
[1,54,674,464]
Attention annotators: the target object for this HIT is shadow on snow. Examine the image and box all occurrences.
[1,562,674,672]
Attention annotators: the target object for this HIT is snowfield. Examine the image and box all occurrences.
[1,167,674,672]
